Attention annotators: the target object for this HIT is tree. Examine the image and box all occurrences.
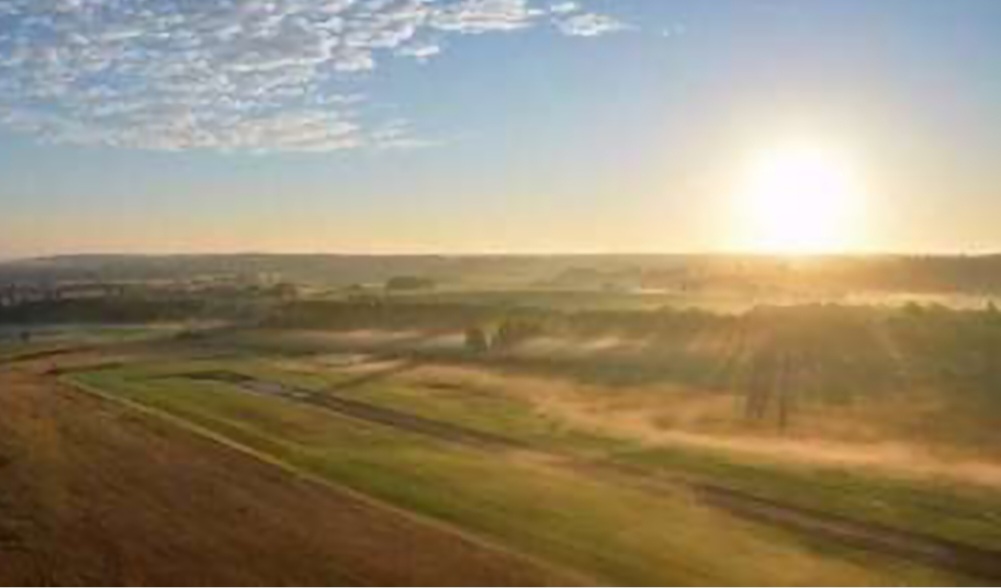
[385,276,435,292]
[464,326,491,354]
[271,282,299,302]
[493,318,542,351]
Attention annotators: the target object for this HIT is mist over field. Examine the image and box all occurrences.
[2,252,1001,585]
[2,0,1001,585]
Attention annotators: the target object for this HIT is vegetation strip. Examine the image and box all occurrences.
[180,369,532,451]
[63,373,597,586]
[166,369,1001,581]
[695,484,1001,581]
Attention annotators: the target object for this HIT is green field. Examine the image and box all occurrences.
[59,335,997,585]
[5,294,1001,585]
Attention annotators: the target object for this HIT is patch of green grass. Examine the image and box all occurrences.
[360,382,621,452]
[111,351,630,455]
[112,353,1001,554]
[615,445,1001,552]
[242,361,630,454]
[0,324,184,361]
[299,359,1001,552]
[69,364,965,586]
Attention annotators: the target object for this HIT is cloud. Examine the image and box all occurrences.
[554,12,630,37]
[395,41,442,61]
[662,23,687,38]
[0,0,630,153]
[430,0,542,33]
[549,2,579,15]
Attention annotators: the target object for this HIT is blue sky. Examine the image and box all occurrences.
[1,0,1000,256]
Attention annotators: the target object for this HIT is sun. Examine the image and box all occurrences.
[735,143,865,255]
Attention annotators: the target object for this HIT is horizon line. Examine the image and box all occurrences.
[5,250,1001,263]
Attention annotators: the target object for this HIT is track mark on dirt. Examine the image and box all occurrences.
[0,346,91,366]
[696,484,1001,582]
[182,369,531,451]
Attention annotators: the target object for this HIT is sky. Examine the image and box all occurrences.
[1,0,1000,258]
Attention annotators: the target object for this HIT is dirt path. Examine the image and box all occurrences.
[0,368,578,586]
[185,369,531,451]
[183,370,1001,582]
[0,345,92,365]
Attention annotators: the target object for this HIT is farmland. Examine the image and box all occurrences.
[3,0,1000,581]
[0,290,998,585]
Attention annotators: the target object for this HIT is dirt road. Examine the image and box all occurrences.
[0,367,577,586]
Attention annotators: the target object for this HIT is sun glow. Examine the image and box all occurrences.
[736,143,865,255]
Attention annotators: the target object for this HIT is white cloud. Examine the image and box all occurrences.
[662,23,687,38]
[555,12,629,37]
[0,0,630,152]
[396,41,442,61]
[549,2,579,15]
[429,0,542,34]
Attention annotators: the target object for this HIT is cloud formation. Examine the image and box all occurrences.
[556,12,630,37]
[0,0,628,153]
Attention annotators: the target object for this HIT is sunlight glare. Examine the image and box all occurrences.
[737,143,865,255]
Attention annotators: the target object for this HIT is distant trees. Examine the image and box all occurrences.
[493,318,543,350]
[385,276,435,292]
[0,296,254,325]
[271,282,299,302]
[987,300,999,317]
[266,299,723,342]
[260,298,1001,408]
[462,318,546,355]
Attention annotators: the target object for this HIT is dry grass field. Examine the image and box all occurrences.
[0,359,577,586]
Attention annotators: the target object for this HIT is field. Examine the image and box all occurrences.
[2,295,1001,585]
[0,355,574,585]
[3,0,1001,577]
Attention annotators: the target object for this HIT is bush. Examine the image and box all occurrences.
[464,326,492,354]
